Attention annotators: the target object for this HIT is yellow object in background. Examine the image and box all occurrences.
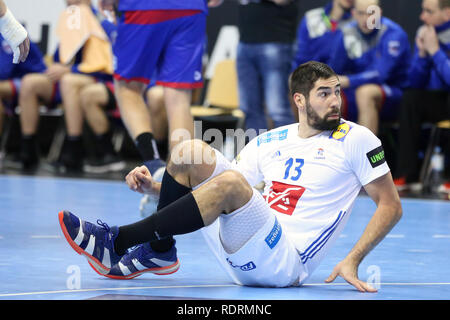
[56,3,113,74]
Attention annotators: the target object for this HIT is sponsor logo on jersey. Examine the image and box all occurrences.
[271,150,282,159]
[314,148,325,160]
[366,146,386,168]
[330,123,351,141]
[226,258,256,271]
[265,218,282,249]
[257,129,288,146]
[263,181,306,216]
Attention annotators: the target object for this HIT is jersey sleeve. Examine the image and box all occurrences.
[345,125,390,186]
[230,136,264,187]
[431,49,450,87]
[408,46,432,88]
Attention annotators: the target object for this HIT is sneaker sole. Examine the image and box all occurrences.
[97,259,181,280]
[58,211,111,275]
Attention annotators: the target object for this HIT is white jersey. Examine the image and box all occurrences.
[231,120,390,275]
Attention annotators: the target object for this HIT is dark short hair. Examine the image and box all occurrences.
[289,61,338,99]
[439,0,450,9]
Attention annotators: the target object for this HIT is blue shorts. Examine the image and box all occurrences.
[341,84,403,122]
[113,10,206,89]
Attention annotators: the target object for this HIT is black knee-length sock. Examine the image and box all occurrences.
[114,171,201,255]
[150,170,192,252]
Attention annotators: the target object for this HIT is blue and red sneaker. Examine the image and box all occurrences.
[58,210,123,275]
[105,242,180,280]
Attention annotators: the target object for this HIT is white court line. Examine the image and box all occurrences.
[432,234,450,239]
[1,282,450,298]
[0,284,239,298]
[385,234,405,238]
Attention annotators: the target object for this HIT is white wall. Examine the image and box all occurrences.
[5,0,98,54]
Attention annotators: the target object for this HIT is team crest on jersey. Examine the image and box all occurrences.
[330,123,351,141]
[257,129,288,146]
[263,181,306,216]
[314,148,325,160]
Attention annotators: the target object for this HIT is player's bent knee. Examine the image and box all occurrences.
[167,139,216,186]
[20,74,44,95]
[59,73,77,92]
[168,139,214,170]
[80,86,101,109]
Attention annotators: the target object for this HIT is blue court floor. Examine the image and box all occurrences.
[0,174,449,300]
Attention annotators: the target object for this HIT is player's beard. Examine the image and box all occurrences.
[305,100,341,131]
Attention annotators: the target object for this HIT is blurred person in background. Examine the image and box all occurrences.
[0,35,46,167]
[292,0,354,68]
[236,0,298,134]
[328,0,411,136]
[17,0,116,172]
[394,0,450,193]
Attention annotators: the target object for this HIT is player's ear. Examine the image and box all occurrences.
[292,92,306,110]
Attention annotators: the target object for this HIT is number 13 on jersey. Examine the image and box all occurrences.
[284,158,304,181]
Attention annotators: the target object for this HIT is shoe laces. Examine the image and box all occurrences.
[83,219,112,244]
[123,243,151,264]
[96,219,111,232]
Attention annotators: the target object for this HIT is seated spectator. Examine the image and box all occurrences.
[0,34,46,160]
[328,0,411,135]
[81,84,166,174]
[78,80,125,174]
[394,0,450,193]
[17,0,116,172]
[292,0,354,68]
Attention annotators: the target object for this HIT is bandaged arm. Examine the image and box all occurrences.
[0,4,29,63]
